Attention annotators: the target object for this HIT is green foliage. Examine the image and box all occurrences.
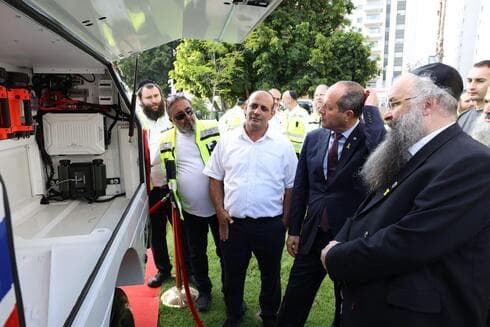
[307,31,379,92]
[246,0,356,94]
[170,40,248,109]
[170,0,378,101]
[116,41,179,93]
[190,96,212,120]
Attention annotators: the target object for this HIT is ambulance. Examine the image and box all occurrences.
[0,1,281,326]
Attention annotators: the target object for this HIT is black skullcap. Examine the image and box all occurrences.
[289,90,298,100]
[137,79,156,90]
[411,63,463,100]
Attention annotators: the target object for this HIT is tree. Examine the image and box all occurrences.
[244,0,378,95]
[307,31,379,88]
[170,40,248,109]
[116,41,179,93]
[170,0,379,103]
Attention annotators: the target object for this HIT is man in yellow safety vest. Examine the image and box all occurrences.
[282,90,309,155]
[159,93,223,312]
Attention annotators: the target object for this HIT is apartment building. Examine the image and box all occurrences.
[349,0,490,102]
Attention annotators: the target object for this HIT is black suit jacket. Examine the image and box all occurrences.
[327,124,490,327]
[288,105,385,255]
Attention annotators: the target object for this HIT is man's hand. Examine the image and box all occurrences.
[364,88,379,107]
[320,240,340,272]
[216,208,233,241]
[286,235,300,257]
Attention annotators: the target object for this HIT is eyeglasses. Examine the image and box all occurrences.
[387,96,418,110]
[174,107,193,121]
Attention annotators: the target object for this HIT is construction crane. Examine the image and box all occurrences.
[435,0,447,62]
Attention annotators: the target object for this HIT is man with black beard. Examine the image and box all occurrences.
[469,88,490,147]
[136,81,174,288]
[321,63,490,327]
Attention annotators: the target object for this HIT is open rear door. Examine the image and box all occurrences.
[0,176,25,327]
[13,0,283,62]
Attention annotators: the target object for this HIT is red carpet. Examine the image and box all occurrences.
[122,250,160,327]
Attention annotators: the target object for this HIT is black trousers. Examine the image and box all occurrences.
[149,187,193,276]
[221,216,285,321]
[277,228,341,327]
[182,211,223,294]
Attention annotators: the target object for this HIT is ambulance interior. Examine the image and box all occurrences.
[0,0,281,324]
[0,2,141,323]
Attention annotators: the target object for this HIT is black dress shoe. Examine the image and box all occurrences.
[240,301,247,315]
[147,271,171,288]
[196,292,211,312]
[256,310,276,327]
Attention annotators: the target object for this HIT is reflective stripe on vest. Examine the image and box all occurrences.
[158,120,220,215]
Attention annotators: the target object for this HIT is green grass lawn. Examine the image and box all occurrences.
[158,231,335,326]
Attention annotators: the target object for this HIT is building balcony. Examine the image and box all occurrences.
[366,33,383,39]
[364,20,383,27]
[364,6,384,13]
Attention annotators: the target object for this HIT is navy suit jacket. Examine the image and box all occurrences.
[288,105,385,255]
[327,124,490,327]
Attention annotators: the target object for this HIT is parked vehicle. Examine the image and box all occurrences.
[298,99,313,114]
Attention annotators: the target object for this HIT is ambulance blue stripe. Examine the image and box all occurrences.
[0,217,14,300]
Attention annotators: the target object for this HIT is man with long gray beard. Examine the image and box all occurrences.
[321,63,490,327]
[469,88,490,147]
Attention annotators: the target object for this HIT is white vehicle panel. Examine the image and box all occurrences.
[21,0,282,61]
[0,1,105,72]
[16,229,111,326]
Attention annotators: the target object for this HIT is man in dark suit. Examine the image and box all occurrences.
[322,63,490,327]
[277,81,386,326]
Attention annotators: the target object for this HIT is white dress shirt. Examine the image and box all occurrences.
[203,125,298,219]
[408,122,455,157]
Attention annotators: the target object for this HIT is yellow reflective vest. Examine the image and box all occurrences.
[159,119,220,218]
[283,105,309,154]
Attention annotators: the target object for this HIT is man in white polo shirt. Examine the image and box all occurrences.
[204,90,297,327]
